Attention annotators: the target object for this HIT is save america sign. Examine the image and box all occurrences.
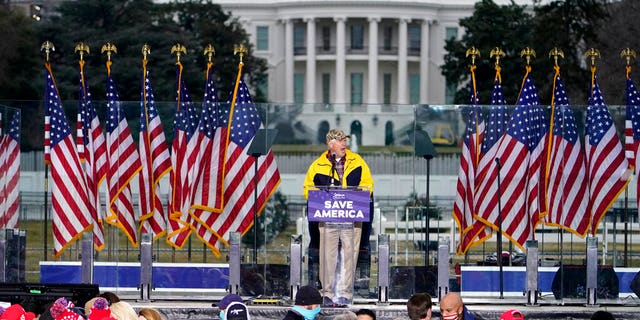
[307,189,370,222]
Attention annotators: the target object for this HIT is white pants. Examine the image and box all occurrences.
[318,222,362,300]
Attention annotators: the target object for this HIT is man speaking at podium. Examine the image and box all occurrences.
[303,129,374,306]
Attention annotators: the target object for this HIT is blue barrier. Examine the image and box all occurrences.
[40,262,639,299]
[40,262,229,290]
[460,266,639,298]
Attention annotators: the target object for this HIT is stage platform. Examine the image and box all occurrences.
[127,297,640,320]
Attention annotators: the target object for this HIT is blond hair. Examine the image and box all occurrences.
[138,308,164,320]
[110,301,138,320]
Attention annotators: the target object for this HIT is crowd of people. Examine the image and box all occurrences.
[0,287,618,320]
[0,291,165,320]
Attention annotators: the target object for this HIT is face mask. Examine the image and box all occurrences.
[292,305,321,320]
[219,311,226,320]
[442,313,459,320]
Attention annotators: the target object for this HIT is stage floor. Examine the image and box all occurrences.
[128,297,640,320]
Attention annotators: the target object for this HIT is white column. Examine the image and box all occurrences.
[335,16,346,106]
[367,16,380,105]
[305,17,316,104]
[284,18,294,104]
[419,19,430,104]
[397,17,409,105]
[397,18,411,104]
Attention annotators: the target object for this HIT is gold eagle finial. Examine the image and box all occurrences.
[204,44,215,63]
[465,46,480,66]
[549,47,564,67]
[171,43,187,62]
[585,48,601,67]
[74,42,90,61]
[520,47,536,66]
[490,47,505,67]
[41,41,55,62]
[620,48,636,67]
[234,44,248,64]
[101,42,118,61]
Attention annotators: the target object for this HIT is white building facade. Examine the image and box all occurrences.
[216,0,484,106]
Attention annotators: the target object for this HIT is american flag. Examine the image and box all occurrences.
[190,66,224,214]
[545,74,589,236]
[105,69,142,246]
[206,75,280,246]
[0,114,8,224]
[475,72,548,250]
[453,71,484,254]
[585,78,630,235]
[139,67,171,240]
[460,78,509,253]
[625,78,640,168]
[625,77,640,212]
[167,62,198,248]
[44,64,92,258]
[189,66,226,255]
[78,66,107,250]
[0,112,21,229]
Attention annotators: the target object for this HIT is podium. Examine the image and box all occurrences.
[307,187,371,223]
[306,186,372,301]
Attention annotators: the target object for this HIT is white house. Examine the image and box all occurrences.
[214,0,537,106]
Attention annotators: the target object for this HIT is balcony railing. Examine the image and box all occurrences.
[292,45,421,56]
[379,46,398,55]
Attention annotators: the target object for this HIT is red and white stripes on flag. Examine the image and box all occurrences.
[105,63,142,247]
[189,64,225,255]
[0,112,21,229]
[625,74,640,212]
[453,66,483,254]
[44,63,92,258]
[190,65,224,215]
[544,72,589,236]
[139,64,172,240]
[625,71,640,169]
[167,62,198,248]
[208,74,280,246]
[453,106,483,255]
[585,77,630,235]
[475,70,548,250]
[78,61,108,250]
[458,73,509,253]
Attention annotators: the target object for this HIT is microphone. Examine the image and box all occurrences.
[330,153,337,186]
[494,157,502,169]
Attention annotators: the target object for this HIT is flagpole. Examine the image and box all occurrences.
[231,45,259,264]
[490,47,510,266]
[141,44,153,244]
[621,48,636,267]
[43,168,49,261]
[41,41,55,261]
[548,49,565,271]
[495,157,504,299]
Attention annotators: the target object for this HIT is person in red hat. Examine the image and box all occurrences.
[500,309,524,320]
[49,298,83,320]
[0,304,35,320]
[89,297,116,320]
